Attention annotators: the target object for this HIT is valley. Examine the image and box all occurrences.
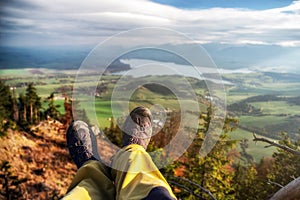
[1,68,299,163]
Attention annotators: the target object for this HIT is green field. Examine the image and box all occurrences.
[225,72,300,104]
[250,101,300,115]
[0,69,31,76]
[229,129,277,163]
[2,68,300,164]
[239,115,287,129]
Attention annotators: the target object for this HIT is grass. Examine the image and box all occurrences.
[226,92,255,104]
[225,73,300,104]
[94,100,115,128]
[13,84,65,98]
[81,97,204,128]
[229,129,277,163]
[41,99,64,110]
[250,101,300,115]
[261,82,300,94]
[0,69,31,76]
[239,115,287,129]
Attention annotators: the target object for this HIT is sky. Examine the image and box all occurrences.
[0,0,300,47]
[151,0,294,10]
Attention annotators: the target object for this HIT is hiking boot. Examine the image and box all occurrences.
[122,106,152,150]
[66,120,100,168]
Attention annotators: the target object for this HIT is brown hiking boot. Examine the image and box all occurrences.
[121,106,152,150]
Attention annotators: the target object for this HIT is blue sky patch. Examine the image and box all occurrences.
[150,0,294,10]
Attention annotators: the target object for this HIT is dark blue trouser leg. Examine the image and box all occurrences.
[142,187,175,200]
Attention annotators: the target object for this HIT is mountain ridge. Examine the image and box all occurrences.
[1,43,299,74]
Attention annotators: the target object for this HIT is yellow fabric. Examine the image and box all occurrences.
[63,186,91,200]
[111,144,177,200]
[63,145,176,200]
[62,160,115,200]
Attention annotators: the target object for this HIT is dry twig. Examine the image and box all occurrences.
[252,133,300,156]
[169,176,217,200]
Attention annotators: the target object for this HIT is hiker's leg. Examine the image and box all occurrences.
[143,187,175,200]
[111,144,176,200]
[63,160,115,200]
[63,121,115,200]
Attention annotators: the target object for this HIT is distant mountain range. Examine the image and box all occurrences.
[0,46,90,69]
[0,43,299,74]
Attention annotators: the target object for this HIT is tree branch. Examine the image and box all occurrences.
[169,180,206,200]
[252,133,300,156]
[169,176,217,200]
[269,176,300,200]
[267,179,283,188]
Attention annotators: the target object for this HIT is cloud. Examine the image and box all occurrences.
[0,0,300,47]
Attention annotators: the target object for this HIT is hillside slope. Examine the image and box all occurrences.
[0,121,76,199]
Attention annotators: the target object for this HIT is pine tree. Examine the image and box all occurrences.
[0,81,13,135]
[233,163,268,200]
[25,83,41,124]
[233,132,300,199]
[18,93,27,124]
[72,100,90,125]
[266,133,300,197]
[0,81,13,119]
[62,97,72,127]
[44,92,61,120]
[180,130,237,200]
[103,117,122,146]
[11,87,19,122]
[164,106,238,199]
